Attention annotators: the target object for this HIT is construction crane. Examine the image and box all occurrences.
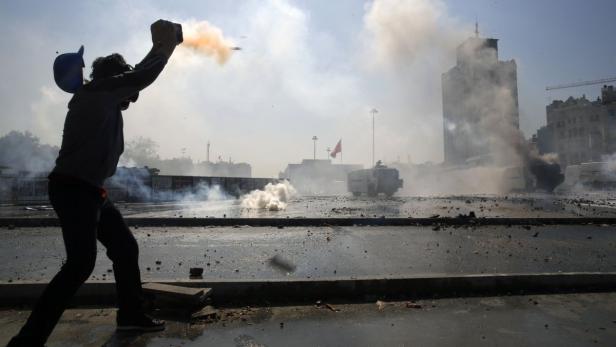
[546,76,616,91]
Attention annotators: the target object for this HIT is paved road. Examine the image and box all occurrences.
[1,293,615,346]
[1,225,614,282]
[3,193,616,219]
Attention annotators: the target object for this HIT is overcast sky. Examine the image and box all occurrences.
[1,0,615,177]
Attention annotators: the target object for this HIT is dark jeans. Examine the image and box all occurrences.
[9,179,143,346]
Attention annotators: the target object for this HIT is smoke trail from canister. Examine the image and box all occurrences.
[181,21,235,64]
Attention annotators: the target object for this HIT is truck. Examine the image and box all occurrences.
[558,162,616,191]
[347,161,403,197]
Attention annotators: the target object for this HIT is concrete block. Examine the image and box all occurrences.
[143,282,211,306]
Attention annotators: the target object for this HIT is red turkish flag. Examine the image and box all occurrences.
[330,139,342,158]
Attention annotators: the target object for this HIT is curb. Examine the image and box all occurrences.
[2,217,616,228]
[1,272,615,307]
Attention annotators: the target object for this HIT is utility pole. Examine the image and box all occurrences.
[206,141,210,162]
[370,108,378,167]
[312,136,318,160]
[326,147,331,159]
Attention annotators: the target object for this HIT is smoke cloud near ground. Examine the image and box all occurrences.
[241,181,297,211]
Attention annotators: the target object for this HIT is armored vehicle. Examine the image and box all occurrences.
[347,161,403,197]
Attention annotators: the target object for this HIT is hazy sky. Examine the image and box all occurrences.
[1,0,615,177]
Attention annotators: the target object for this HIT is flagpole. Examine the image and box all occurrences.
[370,109,378,167]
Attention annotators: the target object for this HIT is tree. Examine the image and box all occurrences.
[124,137,161,163]
[0,131,58,172]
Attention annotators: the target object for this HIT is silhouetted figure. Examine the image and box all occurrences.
[8,19,182,347]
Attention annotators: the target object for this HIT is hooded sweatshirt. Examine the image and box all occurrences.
[51,53,168,188]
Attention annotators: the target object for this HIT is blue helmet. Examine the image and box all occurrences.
[53,45,85,93]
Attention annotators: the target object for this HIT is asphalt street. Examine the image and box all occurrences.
[1,224,614,282]
[3,193,616,219]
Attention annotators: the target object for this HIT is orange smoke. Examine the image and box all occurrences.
[181,21,234,64]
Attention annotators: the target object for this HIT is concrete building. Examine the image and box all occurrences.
[442,35,519,165]
[538,85,616,167]
[279,159,363,195]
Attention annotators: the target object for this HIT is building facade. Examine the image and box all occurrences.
[442,36,520,165]
[538,85,616,167]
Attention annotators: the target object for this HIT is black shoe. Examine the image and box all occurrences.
[116,312,165,332]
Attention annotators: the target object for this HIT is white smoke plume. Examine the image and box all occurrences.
[240,180,297,211]
[365,0,565,193]
[363,0,465,68]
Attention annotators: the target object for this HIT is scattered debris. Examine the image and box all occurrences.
[406,301,422,309]
[269,254,296,273]
[325,303,340,312]
[190,267,204,279]
[191,305,217,320]
[315,300,340,312]
[23,206,53,211]
[456,211,476,219]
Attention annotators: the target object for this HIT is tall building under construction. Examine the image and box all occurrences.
[442,34,519,165]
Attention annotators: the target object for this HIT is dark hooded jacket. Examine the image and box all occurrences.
[52,53,168,188]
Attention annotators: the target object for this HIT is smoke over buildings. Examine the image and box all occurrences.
[442,36,520,166]
[363,0,465,68]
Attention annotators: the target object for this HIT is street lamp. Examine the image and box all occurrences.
[326,147,331,159]
[312,136,318,160]
[370,108,378,167]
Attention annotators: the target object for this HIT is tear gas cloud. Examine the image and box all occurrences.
[106,166,234,202]
[241,181,297,211]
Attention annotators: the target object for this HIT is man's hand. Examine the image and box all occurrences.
[150,19,180,58]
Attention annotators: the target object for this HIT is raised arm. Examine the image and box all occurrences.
[94,20,181,101]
